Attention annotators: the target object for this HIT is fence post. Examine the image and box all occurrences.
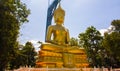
[110,67,112,71]
[47,66,48,71]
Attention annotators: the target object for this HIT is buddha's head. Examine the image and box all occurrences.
[54,4,65,25]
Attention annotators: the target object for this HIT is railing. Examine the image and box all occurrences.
[14,67,117,71]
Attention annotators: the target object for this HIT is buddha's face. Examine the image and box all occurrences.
[55,14,64,25]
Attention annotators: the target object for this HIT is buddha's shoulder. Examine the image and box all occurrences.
[48,25,55,30]
[48,25,56,28]
[48,25,69,32]
[63,27,69,32]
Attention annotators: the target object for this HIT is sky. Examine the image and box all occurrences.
[19,0,120,50]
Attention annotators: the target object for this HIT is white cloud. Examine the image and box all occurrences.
[99,26,113,36]
[99,29,107,36]
[108,26,113,30]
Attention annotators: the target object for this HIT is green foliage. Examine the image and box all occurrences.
[9,45,26,69]
[78,26,103,67]
[0,0,30,70]
[0,0,30,24]
[77,20,120,68]
[9,42,37,69]
[22,42,37,67]
[102,33,120,67]
[111,20,120,32]
[102,20,120,68]
[70,37,79,46]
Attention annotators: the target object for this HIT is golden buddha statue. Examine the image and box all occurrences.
[46,4,70,46]
[36,4,89,68]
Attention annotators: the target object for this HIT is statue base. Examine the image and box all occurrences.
[36,43,89,68]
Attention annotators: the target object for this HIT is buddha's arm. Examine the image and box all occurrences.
[66,29,70,44]
[46,26,60,45]
[46,26,52,42]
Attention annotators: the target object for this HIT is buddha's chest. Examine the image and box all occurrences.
[53,30,67,36]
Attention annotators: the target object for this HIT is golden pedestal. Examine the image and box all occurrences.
[36,43,89,68]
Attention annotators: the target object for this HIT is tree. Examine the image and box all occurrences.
[111,20,120,33]
[9,42,37,70]
[102,20,120,68]
[78,26,103,67]
[22,42,37,67]
[102,32,120,68]
[0,0,30,70]
[9,45,26,70]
